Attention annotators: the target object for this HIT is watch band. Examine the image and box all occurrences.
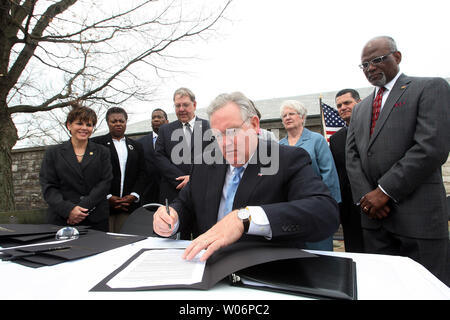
[238,207,251,233]
[242,216,250,233]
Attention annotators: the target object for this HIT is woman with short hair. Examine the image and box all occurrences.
[39,104,113,231]
[279,100,341,251]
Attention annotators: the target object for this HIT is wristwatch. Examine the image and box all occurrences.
[237,207,251,233]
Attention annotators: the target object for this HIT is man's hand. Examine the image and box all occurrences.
[109,195,136,211]
[153,205,178,237]
[67,206,89,225]
[108,195,123,209]
[121,195,137,204]
[182,210,244,262]
[175,175,190,190]
[360,187,391,219]
[117,195,137,211]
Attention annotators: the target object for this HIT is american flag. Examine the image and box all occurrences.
[321,102,345,142]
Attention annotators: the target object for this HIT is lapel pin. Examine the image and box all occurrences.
[107,142,111,145]
[401,85,407,89]
[128,144,134,150]
[89,152,93,155]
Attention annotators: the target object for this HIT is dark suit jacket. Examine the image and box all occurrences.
[137,132,161,204]
[91,134,147,213]
[39,140,113,230]
[330,127,364,252]
[154,117,211,202]
[171,140,340,247]
[346,74,450,238]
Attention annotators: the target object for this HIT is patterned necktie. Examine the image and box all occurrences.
[152,135,157,148]
[184,123,192,147]
[221,166,245,220]
[370,87,386,136]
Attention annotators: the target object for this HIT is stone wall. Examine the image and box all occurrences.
[12,146,47,210]
[10,124,450,211]
[443,156,450,196]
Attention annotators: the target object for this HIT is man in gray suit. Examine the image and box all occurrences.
[346,36,450,285]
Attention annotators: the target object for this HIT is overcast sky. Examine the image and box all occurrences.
[123,0,449,125]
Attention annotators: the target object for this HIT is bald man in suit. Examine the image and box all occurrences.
[346,36,450,284]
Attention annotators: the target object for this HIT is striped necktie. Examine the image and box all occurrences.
[370,87,385,136]
[184,123,192,147]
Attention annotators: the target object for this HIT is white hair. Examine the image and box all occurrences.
[280,100,307,125]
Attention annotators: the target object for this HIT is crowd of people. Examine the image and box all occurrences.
[39,35,449,285]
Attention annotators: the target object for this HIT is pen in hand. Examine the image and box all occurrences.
[165,198,171,230]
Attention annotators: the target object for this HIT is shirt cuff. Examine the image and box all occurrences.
[130,192,140,202]
[171,219,180,236]
[246,206,272,240]
[378,184,397,203]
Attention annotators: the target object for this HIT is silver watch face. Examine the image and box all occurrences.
[238,209,250,220]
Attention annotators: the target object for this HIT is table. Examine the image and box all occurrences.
[0,236,449,300]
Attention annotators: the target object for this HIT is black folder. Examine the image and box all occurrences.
[91,241,357,300]
[1,229,146,268]
[0,224,90,247]
[230,254,357,300]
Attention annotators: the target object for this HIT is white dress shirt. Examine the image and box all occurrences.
[377,70,402,113]
[113,137,128,198]
[373,70,402,202]
[152,132,158,148]
[107,137,139,201]
[170,157,272,239]
[218,164,272,238]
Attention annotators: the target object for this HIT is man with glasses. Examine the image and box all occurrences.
[153,91,339,261]
[154,88,211,205]
[346,36,450,285]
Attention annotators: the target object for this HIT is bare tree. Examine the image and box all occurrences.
[0,0,232,211]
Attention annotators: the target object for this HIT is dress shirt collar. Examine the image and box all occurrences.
[226,146,258,175]
[112,136,126,143]
[182,117,197,130]
[376,70,402,93]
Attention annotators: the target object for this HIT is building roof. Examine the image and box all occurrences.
[111,85,374,136]
[96,77,449,136]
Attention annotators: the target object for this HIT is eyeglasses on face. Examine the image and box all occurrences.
[359,52,395,70]
[211,118,251,140]
[174,102,193,109]
[282,112,300,119]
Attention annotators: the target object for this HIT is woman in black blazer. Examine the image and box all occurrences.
[39,105,113,231]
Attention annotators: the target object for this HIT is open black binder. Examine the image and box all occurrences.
[230,254,357,300]
[91,241,357,300]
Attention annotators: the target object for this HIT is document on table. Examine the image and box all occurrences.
[106,249,206,288]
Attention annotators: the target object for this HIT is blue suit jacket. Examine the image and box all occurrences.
[280,128,341,203]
